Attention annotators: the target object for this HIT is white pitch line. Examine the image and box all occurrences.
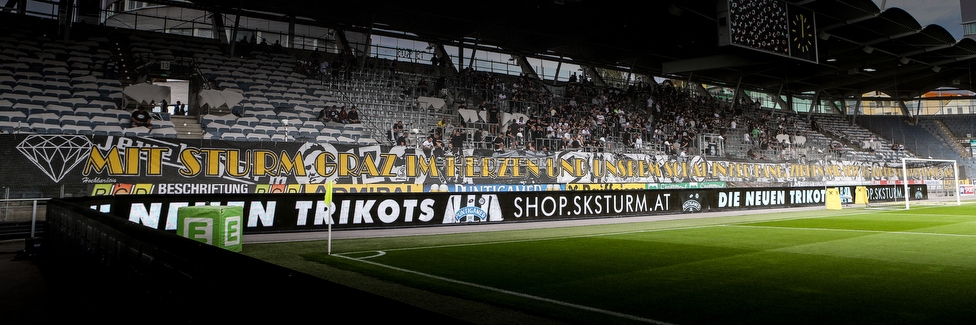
[343,211,875,255]
[334,253,678,325]
[342,222,737,256]
[723,224,976,238]
[330,210,955,324]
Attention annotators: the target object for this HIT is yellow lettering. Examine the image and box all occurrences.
[202,149,225,177]
[226,150,250,177]
[253,150,277,176]
[314,152,336,177]
[85,147,124,175]
[124,147,141,175]
[279,151,307,176]
[144,148,168,176]
[179,148,201,177]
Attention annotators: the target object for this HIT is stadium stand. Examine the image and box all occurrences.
[0,8,965,172]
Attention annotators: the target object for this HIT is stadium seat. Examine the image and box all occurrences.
[92,125,123,136]
[205,122,231,135]
[0,110,27,123]
[61,114,91,126]
[88,100,117,110]
[74,106,106,118]
[30,95,59,107]
[14,103,45,115]
[246,133,271,142]
[44,104,73,117]
[343,129,363,141]
[320,127,341,137]
[458,109,480,123]
[122,126,150,137]
[3,93,31,105]
[62,124,92,135]
[334,135,356,145]
[277,126,300,137]
[229,124,253,135]
[9,83,34,96]
[102,109,129,120]
[221,132,247,141]
[297,126,318,138]
[27,112,61,125]
[257,117,281,127]
[30,122,61,134]
[61,97,89,109]
[236,116,260,127]
[252,124,276,135]
[271,134,294,142]
[315,135,336,143]
[151,127,178,138]
[89,115,121,127]
[357,138,379,145]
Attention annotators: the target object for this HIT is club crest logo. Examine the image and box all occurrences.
[682,192,702,212]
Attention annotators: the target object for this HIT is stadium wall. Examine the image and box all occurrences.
[40,197,470,323]
[65,184,927,233]
[2,134,948,198]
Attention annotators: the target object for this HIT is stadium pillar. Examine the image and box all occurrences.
[456,45,463,71]
[730,76,742,106]
[288,15,296,49]
[786,93,795,114]
[692,83,709,98]
[807,90,821,119]
[851,97,862,125]
[211,11,228,44]
[897,100,912,117]
[583,66,605,87]
[57,0,73,41]
[771,84,787,111]
[552,60,561,82]
[3,0,25,14]
[228,6,244,57]
[334,29,351,57]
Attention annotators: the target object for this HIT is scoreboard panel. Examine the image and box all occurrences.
[718,0,818,63]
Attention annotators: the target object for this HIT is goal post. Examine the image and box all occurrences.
[900,157,961,209]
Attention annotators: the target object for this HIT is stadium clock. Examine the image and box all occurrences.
[787,5,817,62]
[791,13,813,53]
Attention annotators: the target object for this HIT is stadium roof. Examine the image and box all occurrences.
[185,0,976,100]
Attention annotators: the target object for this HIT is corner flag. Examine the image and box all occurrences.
[324,180,335,209]
[325,180,336,254]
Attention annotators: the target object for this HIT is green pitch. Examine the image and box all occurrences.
[245,204,976,325]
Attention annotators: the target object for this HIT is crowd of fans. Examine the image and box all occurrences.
[289,53,825,162]
[443,69,794,161]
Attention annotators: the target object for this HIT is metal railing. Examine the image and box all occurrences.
[1,198,50,240]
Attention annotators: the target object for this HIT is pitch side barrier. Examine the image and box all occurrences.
[42,198,469,323]
[65,184,928,234]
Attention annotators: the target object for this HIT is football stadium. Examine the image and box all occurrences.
[2,0,976,324]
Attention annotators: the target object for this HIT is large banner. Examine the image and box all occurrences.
[70,184,927,234]
[2,134,953,197]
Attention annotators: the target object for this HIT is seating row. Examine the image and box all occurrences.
[0,121,177,138]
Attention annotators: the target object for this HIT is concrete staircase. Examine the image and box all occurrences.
[170,115,205,139]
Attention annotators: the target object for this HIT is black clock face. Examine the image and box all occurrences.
[791,14,813,53]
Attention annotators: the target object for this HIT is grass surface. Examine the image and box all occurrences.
[244,205,976,325]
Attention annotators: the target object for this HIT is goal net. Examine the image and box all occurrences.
[893,158,960,209]
[862,158,961,210]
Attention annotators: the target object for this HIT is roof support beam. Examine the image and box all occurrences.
[862,29,921,47]
[663,55,765,75]
[897,100,911,116]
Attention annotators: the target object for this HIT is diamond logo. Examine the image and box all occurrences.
[16,135,94,183]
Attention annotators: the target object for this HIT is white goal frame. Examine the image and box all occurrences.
[900,157,960,209]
